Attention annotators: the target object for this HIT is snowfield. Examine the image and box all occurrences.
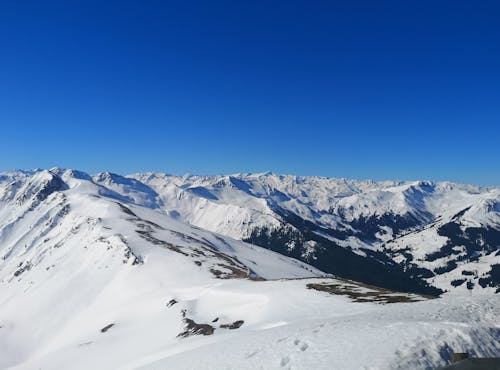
[134,292,500,370]
[0,169,498,370]
[2,276,499,370]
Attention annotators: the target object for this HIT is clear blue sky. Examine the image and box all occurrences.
[0,1,499,185]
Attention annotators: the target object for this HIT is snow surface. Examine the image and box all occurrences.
[130,172,500,293]
[0,169,498,370]
[3,275,499,370]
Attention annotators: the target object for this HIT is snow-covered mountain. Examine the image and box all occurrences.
[0,169,321,368]
[129,172,500,294]
[0,169,498,369]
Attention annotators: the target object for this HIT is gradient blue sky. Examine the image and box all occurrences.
[1,1,499,185]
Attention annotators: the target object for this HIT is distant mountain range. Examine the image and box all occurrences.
[1,169,498,295]
[1,168,499,369]
[128,171,500,294]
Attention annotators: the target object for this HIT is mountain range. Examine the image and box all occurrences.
[127,171,500,294]
[0,168,498,369]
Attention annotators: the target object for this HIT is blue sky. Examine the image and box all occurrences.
[0,1,499,185]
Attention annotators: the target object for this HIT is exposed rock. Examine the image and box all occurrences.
[177,318,215,338]
[100,323,114,333]
[307,280,432,304]
[220,320,244,329]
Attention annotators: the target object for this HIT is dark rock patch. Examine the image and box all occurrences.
[136,229,189,256]
[177,318,215,338]
[307,280,432,303]
[100,323,114,333]
[220,320,244,329]
[14,261,32,277]
[115,202,138,217]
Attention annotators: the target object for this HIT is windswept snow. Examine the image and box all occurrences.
[0,169,498,370]
[134,292,499,370]
[4,276,498,370]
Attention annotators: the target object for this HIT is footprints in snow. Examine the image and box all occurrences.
[245,336,311,367]
[278,338,310,368]
[280,356,290,367]
[313,323,325,334]
[294,339,309,352]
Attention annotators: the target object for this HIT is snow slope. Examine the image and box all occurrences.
[4,273,499,370]
[0,169,498,370]
[135,292,499,370]
[0,169,320,369]
[130,172,500,293]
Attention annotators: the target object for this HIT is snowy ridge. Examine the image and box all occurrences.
[0,169,320,369]
[0,169,498,369]
[0,169,320,283]
[131,172,500,293]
